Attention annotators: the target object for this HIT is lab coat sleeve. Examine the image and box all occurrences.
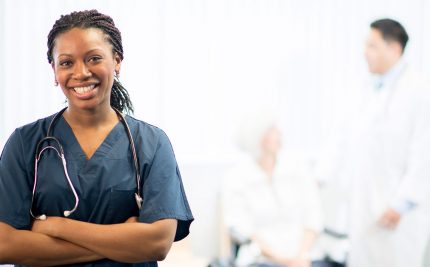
[137,129,193,242]
[395,87,430,207]
[0,129,32,229]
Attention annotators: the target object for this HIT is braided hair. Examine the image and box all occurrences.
[47,10,134,114]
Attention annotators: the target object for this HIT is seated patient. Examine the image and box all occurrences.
[221,111,325,267]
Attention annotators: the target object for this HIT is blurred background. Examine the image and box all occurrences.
[1,0,430,266]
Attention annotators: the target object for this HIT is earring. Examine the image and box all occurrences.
[114,71,120,82]
[54,80,59,86]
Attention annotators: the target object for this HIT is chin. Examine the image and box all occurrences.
[70,103,98,111]
[368,67,380,74]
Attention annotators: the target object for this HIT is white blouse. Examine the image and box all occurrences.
[221,157,323,258]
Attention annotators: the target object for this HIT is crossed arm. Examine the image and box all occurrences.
[0,217,177,266]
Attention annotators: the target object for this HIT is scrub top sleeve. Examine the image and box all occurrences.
[0,130,32,229]
[138,130,193,241]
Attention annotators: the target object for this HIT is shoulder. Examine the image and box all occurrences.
[16,115,54,137]
[125,116,171,144]
[124,116,175,162]
[9,113,57,146]
[1,113,57,163]
[399,67,430,92]
[396,67,430,111]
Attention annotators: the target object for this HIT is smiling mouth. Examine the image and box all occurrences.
[73,84,96,94]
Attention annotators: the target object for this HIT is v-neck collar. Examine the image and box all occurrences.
[55,115,123,162]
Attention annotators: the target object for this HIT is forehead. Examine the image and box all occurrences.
[367,28,384,43]
[53,27,112,54]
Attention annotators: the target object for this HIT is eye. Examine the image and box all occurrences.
[59,60,72,67]
[88,56,102,63]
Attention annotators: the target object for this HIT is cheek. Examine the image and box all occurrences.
[263,132,281,151]
[367,52,381,68]
[271,135,282,150]
[98,65,115,82]
[55,69,69,84]
[54,72,69,90]
[366,49,376,60]
[365,51,372,62]
[60,86,69,96]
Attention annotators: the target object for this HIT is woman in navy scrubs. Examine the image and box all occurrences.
[0,10,193,266]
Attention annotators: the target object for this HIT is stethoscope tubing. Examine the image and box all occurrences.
[30,107,142,220]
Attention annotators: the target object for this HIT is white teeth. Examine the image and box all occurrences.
[73,85,95,94]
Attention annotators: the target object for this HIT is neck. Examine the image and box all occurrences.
[64,105,117,128]
[381,56,402,75]
[258,152,277,179]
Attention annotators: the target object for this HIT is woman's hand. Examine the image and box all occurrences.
[31,216,64,237]
[33,216,176,263]
[0,221,103,266]
[125,216,138,223]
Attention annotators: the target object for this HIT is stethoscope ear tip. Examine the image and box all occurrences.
[38,214,47,220]
[64,210,71,217]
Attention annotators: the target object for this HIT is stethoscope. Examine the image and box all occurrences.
[30,107,143,220]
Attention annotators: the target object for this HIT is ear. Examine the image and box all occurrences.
[51,62,58,84]
[114,53,122,75]
[394,42,403,56]
[388,41,403,57]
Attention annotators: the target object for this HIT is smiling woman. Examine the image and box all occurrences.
[0,9,193,267]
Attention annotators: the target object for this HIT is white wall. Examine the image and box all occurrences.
[1,0,430,262]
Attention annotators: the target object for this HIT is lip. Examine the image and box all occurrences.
[69,83,99,100]
[68,82,99,89]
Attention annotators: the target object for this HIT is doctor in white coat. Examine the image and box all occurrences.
[338,19,430,267]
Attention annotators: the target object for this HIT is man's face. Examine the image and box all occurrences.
[364,29,399,74]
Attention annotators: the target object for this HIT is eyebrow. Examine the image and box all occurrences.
[56,49,105,59]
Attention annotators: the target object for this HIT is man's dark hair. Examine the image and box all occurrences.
[47,9,133,114]
[371,18,409,54]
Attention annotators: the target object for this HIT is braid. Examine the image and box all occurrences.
[112,79,134,114]
[47,10,133,114]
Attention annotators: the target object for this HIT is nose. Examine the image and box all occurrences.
[72,61,91,80]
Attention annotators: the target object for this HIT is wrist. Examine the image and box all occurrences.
[48,216,66,238]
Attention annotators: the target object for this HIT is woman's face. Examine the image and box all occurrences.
[51,27,121,111]
[261,126,282,156]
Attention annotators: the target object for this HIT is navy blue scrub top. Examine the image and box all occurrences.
[0,112,194,266]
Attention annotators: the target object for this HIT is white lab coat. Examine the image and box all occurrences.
[322,64,430,267]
